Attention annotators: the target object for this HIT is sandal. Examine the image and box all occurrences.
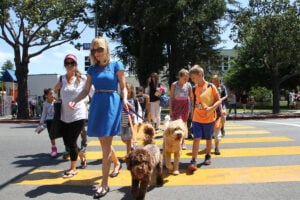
[109,163,122,178]
[62,170,78,178]
[93,186,110,199]
[79,151,87,169]
[81,160,87,169]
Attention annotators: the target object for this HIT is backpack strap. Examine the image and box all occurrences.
[192,85,196,108]
[134,98,138,114]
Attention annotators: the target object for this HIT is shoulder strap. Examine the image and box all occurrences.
[192,86,196,108]
[58,75,63,99]
[134,98,138,113]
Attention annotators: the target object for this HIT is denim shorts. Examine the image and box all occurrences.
[192,121,215,139]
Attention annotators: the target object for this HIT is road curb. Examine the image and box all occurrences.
[227,114,300,120]
[0,119,39,124]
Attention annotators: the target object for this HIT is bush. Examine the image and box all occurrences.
[248,86,272,102]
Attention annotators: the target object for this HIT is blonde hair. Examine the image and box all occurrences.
[90,36,110,66]
[189,64,204,76]
[126,82,135,99]
[178,68,189,77]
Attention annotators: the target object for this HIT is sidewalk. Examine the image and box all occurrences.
[226,109,300,120]
[0,115,40,123]
[1,109,300,123]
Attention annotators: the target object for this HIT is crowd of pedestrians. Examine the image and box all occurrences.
[36,36,272,198]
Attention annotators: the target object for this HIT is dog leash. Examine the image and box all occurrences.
[127,107,146,122]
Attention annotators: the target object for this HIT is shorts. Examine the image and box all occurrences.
[120,126,132,141]
[192,121,214,140]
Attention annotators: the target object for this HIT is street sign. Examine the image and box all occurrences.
[82,43,91,50]
[85,56,91,71]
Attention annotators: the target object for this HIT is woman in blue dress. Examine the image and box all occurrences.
[70,36,128,198]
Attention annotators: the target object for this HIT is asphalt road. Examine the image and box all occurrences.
[1,118,300,200]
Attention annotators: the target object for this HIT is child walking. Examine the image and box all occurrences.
[120,83,142,154]
[38,88,58,157]
[249,96,255,115]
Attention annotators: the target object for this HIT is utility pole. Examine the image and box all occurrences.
[94,0,98,37]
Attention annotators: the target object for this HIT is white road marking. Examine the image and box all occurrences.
[253,120,300,128]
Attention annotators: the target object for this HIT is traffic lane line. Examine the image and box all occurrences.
[74,146,300,160]
[15,165,300,186]
[87,136,292,146]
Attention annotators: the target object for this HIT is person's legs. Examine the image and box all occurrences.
[213,129,221,155]
[124,140,131,155]
[80,126,87,151]
[228,104,232,116]
[233,104,237,116]
[109,146,121,178]
[98,136,113,189]
[191,138,200,160]
[203,122,214,165]
[46,120,57,157]
[62,120,84,177]
[150,102,157,127]
[68,120,85,162]
[188,122,202,171]
[93,136,114,198]
[221,114,226,137]
[154,101,161,130]
[150,101,161,130]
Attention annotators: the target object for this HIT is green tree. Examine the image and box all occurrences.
[0,0,88,119]
[1,60,14,71]
[228,0,300,113]
[93,0,231,86]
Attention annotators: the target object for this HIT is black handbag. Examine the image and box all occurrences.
[49,76,63,139]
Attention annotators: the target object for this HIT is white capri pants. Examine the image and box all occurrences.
[150,100,161,129]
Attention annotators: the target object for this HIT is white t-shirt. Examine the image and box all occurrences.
[60,75,87,123]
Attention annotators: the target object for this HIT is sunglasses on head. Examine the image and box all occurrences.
[91,47,104,54]
[64,61,76,66]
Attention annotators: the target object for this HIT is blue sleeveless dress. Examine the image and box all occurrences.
[87,61,124,137]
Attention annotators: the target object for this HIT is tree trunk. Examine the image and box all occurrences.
[272,73,281,114]
[15,64,29,119]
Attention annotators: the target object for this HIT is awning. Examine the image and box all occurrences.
[0,69,17,83]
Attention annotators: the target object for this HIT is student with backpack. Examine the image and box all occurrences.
[188,65,223,171]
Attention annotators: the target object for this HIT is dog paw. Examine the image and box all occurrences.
[173,170,180,175]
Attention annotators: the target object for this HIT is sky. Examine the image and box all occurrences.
[0,1,247,75]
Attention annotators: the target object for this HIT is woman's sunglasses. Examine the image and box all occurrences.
[91,47,104,54]
[64,61,76,66]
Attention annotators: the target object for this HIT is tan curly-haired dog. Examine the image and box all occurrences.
[125,124,163,200]
[163,119,187,175]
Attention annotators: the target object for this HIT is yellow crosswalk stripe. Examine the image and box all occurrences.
[80,145,300,160]
[16,165,300,186]
[87,136,292,146]
[225,126,255,129]
[15,122,299,188]
[226,130,270,135]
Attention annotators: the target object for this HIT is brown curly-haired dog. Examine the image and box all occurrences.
[134,123,156,146]
[163,119,187,175]
[125,124,163,200]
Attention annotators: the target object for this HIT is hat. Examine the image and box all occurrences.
[64,54,77,63]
